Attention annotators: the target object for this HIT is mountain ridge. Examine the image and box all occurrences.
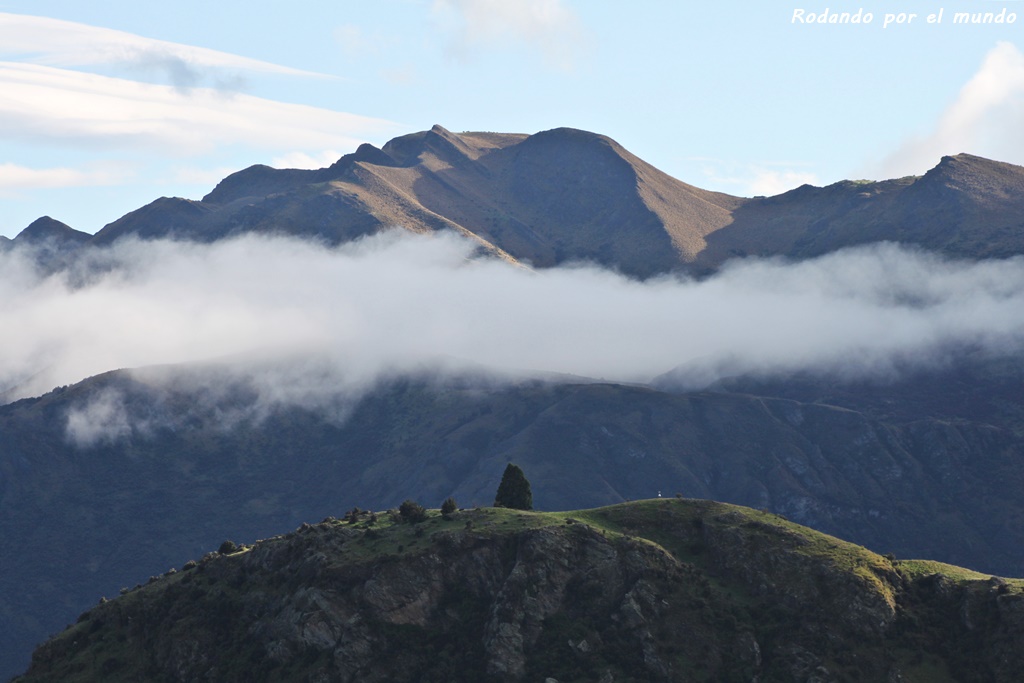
[13,127,1024,276]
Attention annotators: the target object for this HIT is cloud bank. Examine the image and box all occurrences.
[3,232,1023,416]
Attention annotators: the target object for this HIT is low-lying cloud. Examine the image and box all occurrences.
[3,231,1023,426]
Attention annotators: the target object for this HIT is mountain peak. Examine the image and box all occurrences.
[14,216,90,245]
[920,152,1024,193]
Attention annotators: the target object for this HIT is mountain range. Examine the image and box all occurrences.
[7,125,1024,276]
[3,126,1024,680]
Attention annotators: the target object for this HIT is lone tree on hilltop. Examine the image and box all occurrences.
[494,463,532,510]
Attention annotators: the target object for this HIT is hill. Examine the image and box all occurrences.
[3,359,1024,679]
[15,499,1024,682]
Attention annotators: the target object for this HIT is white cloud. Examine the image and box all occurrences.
[271,150,343,170]
[65,388,133,447]
[3,233,1023,405]
[747,169,820,196]
[432,0,584,70]
[695,159,820,197]
[876,41,1024,178]
[0,12,323,89]
[0,162,127,193]
[0,62,400,154]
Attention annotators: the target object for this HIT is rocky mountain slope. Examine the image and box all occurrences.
[15,499,1024,682]
[11,127,1024,276]
[3,358,1024,679]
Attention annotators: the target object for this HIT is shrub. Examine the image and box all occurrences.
[441,496,458,516]
[218,540,238,555]
[399,499,428,524]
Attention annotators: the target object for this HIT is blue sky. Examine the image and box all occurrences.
[1,0,1023,237]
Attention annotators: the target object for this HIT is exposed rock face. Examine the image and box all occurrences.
[16,501,1024,683]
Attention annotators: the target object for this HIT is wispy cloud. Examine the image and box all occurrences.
[694,158,820,197]
[0,62,400,154]
[747,168,820,196]
[0,12,323,90]
[432,0,585,70]
[0,161,128,193]
[875,41,1024,178]
[271,150,343,170]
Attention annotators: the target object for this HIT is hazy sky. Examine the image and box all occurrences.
[2,1,1023,237]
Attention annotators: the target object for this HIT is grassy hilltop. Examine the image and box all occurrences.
[17,498,1024,683]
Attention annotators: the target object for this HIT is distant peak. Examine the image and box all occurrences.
[15,216,90,245]
[380,125,480,167]
[916,152,1024,191]
[930,152,1019,173]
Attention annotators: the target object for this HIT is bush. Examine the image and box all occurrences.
[399,499,428,524]
[441,496,458,516]
[218,540,238,555]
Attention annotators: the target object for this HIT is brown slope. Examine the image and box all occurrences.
[353,125,742,276]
